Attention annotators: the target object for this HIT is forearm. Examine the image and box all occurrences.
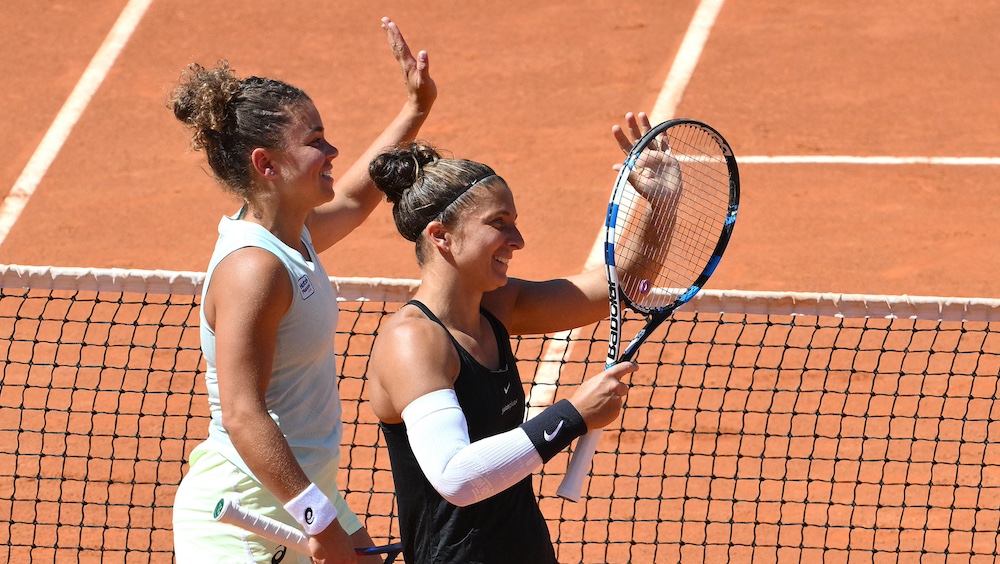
[404,389,586,507]
[225,407,311,503]
[337,100,432,202]
[617,204,675,284]
[226,407,345,537]
[498,271,610,336]
[308,100,433,250]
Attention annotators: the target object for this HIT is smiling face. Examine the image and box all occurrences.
[446,182,525,291]
[270,101,339,209]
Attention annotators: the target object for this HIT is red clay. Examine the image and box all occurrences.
[3,1,997,298]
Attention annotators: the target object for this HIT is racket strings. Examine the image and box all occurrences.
[613,123,733,311]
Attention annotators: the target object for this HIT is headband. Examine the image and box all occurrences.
[432,169,498,220]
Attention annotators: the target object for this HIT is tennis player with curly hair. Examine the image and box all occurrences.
[169,18,436,564]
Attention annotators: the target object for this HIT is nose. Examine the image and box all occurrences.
[326,141,339,160]
[509,225,525,250]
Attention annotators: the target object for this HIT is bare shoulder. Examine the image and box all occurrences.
[371,307,456,376]
[204,247,292,326]
[368,306,461,423]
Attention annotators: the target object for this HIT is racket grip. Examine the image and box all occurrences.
[214,496,310,554]
[556,429,603,502]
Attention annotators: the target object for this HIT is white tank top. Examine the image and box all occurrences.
[200,211,342,479]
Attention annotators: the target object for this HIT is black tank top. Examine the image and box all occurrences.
[380,300,557,564]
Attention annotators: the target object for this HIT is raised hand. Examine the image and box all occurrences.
[382,17,437,113]
[612,112,682,205]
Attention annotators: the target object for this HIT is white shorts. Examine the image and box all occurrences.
[172,442,363,563]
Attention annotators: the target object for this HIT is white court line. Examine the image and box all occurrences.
[0,0,154,247]
[740,155,1000,165]
[527,0,728,414]
[650,0,728,125]
[584,0,727,273]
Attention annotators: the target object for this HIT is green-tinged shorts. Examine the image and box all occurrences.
[172,442,362,563]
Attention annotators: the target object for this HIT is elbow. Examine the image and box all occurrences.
[435,486,479,508]
[431,475,490,508]
[219,403,257,439]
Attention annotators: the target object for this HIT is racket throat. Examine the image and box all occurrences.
[617,314,669,364]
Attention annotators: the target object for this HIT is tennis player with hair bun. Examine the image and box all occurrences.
[365,112,658,564]
[168,18,435,563]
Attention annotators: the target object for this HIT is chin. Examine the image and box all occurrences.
[487,274,510,292]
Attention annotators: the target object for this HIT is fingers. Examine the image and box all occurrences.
[612,362,639,400]
[625,112,652,140]
[381,17,413,65]
[636,112,652,131]
[603,361,636,401]
[614,112,653,156]
[417,49,430,74]
[606,361,638,380]
[626,112,642,141]
[380,16,437,110]
[612,125,631,154]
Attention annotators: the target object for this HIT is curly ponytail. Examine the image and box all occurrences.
[168,60,311,198]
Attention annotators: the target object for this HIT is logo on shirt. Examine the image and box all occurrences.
[297,275,315,299]
[543,420,565,442]
[503,382,511,394]
[501,399,518,415]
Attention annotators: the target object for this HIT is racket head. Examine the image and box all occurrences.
[605,119,739,319]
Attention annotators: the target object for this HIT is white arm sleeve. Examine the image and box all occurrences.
[401,389,543,507]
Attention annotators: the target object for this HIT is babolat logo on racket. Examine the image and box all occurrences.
[607,279,620,359]
[297,275,315,299]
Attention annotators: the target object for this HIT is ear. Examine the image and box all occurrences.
[424,220,451,253]
[250,147,276,179]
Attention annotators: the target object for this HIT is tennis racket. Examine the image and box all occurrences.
[213,496,404,563]
[556,118,740,502]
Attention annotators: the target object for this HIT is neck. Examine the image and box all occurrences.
[241,200,310,258]
[413,268,485,335]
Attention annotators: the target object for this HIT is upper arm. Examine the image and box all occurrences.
[304,177,383,252]
[481,268,610,336]
[207,248,293,421]
[368,313,461,423]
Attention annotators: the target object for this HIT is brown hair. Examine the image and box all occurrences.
[169,60,311,197]
[369,142,503,264]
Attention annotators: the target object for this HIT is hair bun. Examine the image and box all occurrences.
[369,141,440,204]
[169,61,241,151]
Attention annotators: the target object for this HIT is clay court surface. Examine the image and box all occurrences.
[2,0,999,298]
[2,1,1000,562]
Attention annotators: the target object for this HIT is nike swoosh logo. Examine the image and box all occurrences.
[543,420,565,442]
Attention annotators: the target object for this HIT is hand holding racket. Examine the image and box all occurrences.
[556,113,740,502]
[213,497,403,563]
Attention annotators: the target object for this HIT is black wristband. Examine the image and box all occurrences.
[521,399,588,462]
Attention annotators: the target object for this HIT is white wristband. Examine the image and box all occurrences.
[283,483,338,536]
